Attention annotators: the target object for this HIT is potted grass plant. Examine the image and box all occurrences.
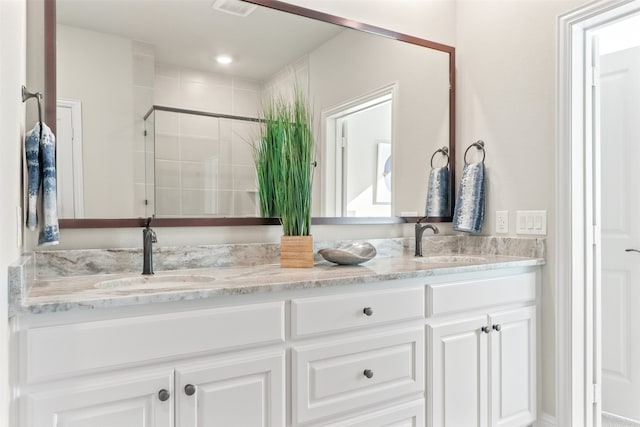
[254,88,315,267]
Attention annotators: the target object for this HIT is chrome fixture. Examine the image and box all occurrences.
[415,217,439,257]
[142,217,157,275]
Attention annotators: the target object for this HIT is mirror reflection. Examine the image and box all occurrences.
[55,0,452,220]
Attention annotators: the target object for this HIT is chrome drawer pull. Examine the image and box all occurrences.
[363,369,374,379]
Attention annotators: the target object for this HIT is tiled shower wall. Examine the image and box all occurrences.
[150,63,262,217]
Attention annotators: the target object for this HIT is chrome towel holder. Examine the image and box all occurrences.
[430,146,450,168]
[463,140,486,164]
[21,85,43,140]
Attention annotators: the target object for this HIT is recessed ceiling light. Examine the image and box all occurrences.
[216,55,233,65]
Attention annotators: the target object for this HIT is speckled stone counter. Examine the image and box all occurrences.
[8,236,545,315]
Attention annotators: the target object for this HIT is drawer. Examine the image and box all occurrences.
[293,327,424,424]
[24,301,285,384]
[291,287,424,338]
[321,399,424,427]
[426,272,536,317]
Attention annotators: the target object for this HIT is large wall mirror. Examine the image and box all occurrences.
[45,0,455,228]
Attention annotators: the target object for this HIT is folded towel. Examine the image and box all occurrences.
[425,166,450,217]
[25,122,60,245]
[452,162,485,233]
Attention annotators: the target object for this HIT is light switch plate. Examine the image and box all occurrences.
[516,210,547,235]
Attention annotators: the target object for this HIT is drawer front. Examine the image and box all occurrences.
[25,301,285,384]
[321,399,424,427]
[293,327,424,424]
[427,272,536,317]
[291,287,424,338]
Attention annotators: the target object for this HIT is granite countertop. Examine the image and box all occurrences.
[11,253,544,315]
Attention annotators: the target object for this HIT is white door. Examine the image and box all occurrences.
[56,99,84,218]
[489,306,536,427]
[176,351,285,427]
[429,316,488,427]
[600,45,640,423]
[28,369,173,427]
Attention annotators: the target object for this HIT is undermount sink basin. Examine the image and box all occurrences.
[96,274,216,290]
[414,255,489,264]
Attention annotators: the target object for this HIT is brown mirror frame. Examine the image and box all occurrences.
[45,0,456,228]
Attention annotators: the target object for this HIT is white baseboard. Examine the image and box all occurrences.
[537,412,557,427]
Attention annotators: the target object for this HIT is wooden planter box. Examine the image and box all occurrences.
[280,235,314,268]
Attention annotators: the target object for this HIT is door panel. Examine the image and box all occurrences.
[28,369,173,427]
[490,307,536,427]
[429,316,488,427]
[176,351,285,427]
[600,45,640,423]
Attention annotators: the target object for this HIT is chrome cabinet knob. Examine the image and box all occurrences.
[363,369,374,379]
[158,389,170,402]
[493,324,502,332]
[481,325,491,334]
[363,307,373,316]
[184,384,196,396]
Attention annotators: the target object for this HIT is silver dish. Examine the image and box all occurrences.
[318,242,377,265]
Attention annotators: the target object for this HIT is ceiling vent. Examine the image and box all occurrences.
[212,0,257,17]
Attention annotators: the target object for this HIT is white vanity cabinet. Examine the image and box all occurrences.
[426,272,538,427]
[13,265,541,427]
[17,301,286,427]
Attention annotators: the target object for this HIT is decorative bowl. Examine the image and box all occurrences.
[317,242,377,265]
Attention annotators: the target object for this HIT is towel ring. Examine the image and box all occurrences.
[430,146,449,168]
[464,140,486,165]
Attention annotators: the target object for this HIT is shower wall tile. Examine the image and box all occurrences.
[154,134,180,160]
[180,136,218,162]
[133,54,155,87]
[155,160,180,188]
[154,75,180,107]
[155,187,181,216]
[233,165,256,191]
[179,114,219,137]
[233,88,261,117]
[181,161,214,190]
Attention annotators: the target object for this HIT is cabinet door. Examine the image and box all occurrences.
[489,306,536,427]
[429,316,488,427]
[176,351,284,427]
[27,369,173,427]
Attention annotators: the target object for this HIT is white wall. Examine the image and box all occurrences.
[0,0,26,424]
[57,25,136,218]
[455,0,589,417]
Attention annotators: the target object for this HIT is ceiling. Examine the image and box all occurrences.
[56,0,344,82]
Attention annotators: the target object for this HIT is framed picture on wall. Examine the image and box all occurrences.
[374,141,391,204]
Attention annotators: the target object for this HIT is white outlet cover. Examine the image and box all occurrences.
[496,210,508,234]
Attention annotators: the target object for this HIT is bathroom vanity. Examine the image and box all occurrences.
[8,239,543,427]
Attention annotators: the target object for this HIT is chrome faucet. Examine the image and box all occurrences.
[142,217,157,275]
[415,216,439,257]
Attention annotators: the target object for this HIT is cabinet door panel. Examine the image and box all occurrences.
[429,316,488,427]
[27,369,173,427]
[176,351,284,427]
[490,306,536,427]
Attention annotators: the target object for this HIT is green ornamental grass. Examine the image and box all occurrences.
[254,89,314,236]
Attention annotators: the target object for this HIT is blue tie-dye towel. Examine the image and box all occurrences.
[452,162,485,233]
[25,122,59,245]
[425,166,450,217]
